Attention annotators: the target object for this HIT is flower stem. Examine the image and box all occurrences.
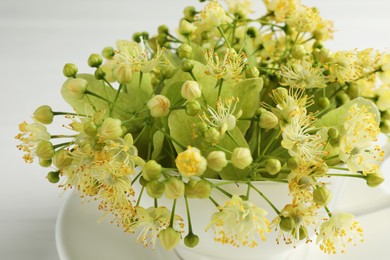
[184,196,194,233]
[136,186,144,207]
[169,199,177,227]
[250,184,280,214]
[217,26,232,49]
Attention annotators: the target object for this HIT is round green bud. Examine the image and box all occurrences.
[259,110,279,130]
[185,179,211,199]
[231,147,253,169]
[380,120,390,133]
[132,32,143,43]
[184,233,199,248]
[39,158,52,168]
[141,31,149,40]
[142,160,162,181]
[279,216,294,232]
[64,78,88,100]
[164,177,185,199]
[181,80,201,101]
[347,84,359,98]
[204,127,220,144]
[183,6,197,21]
[94,67,106,80]
[313,41,323,49]
[47,171,60,183]
[102,46,114,59]
[181,60,194,72]
[83,121,97,136]
[245,66,260,78]
[177,44,193,59]
[161,65,175,79]
[291,45,306,59]
[157,33,168,46]
[265,158,281,175]
[53,149,73,169]
[313,186,332,206]
[33,105,54,124]
[366,172,385,187]
[327,127,339,139]
[255,107,266,116]
[207,151,228,172]
[87,53,103,68]
[287,157,299,170]
[246,26,257,38]
[36,141,55,160]
[147,95,171,118]
[159,227,181,251]
[318,97,330,108]
[113,63,133,84]
[98,117,123,140]
[179,19,195,35]
[63,63,78,78]
[185,101,201,116]
[196,122,208,133]
[382,109,390,120]
[335,92,350,106]
[158,25,169,34]
[139,176,148,186]
[146,180,165,198]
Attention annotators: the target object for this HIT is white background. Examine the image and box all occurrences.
[1,0,389,259]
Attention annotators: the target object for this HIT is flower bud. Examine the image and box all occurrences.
[255,107,266,116]
[231,147,253,169]
[185,101,201,116]
[83,121,97,136]
[346,84,359,99]
[63,63,78,78]
[147,95,170,117]
[181,81,201,101]
[259,111,278,130]
[159,227,181,251]
[184,233,199,248]
[207,151,228,172]
[142,160,162,181]
[146,180,165,198]
[185,179,211,199]
[98,117,123,140]
[36,141,55,160]
[102,46,114,59]
[47,171,60,183]
[279,216,294,232]
[183,6,196,21]
[33,105,54,125]
[287,157,299,170]
[179,19,196,35]
[204,127,220,144]
[100,63,116,82]
[366,172,385,187]
[88,53,103,68]
[176,147,207,177]
[64,78,88,100]
[181,60,194,72]
[291,45,306,59]
[380,120,390,133]
[124,133,134,147]
[265,158,281,175]
[158,25,169,34]
[335,92,350,106]
[327,127,339,139]
[113,63,133,84]
[318,97,330,108]
[53,149,73,169]
[177,44,193,59]
[313,186,332,206]
[246,27,257,38]
[94,67,106,80]
[161,65,175,79]
[164,177,185,199]
[39,158,52,167]
[382,109,390,120]
[245,66,260,78]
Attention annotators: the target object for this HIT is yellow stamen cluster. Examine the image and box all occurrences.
[205,48,247,80]
[175,146,207,177]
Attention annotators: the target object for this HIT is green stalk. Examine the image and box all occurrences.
[250,184,280,214]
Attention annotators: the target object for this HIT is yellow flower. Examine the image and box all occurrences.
[204,48,247,80]
[195,0,226,31]
[224,0,254,18]
[287,5,321,33]
[147,95,170,117]
[206,195,270,247]
[16,121,51,163]
[176,146,207,177]
[339,105,383,175]
[316,213,364,254]
[313,19,334,41]
[264,0,297,22]
[329,51,362,84]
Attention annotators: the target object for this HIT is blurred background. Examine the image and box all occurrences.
[1,0,389,259]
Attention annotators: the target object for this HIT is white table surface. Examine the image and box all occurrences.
[1,0,389,259]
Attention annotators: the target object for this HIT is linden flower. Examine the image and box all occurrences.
[279,59,327,89]
[195,0,226,31]
[281,114,326,162]
[16,121,51,163]
[114,38,165,73]
[206,195,270,248]
[316,213,364,254]
[313,19,334,41]
[201,97,242,135]
[329,51,362,84]
[176,146,207,177]
[287,5,321,33]
[339,105,384,175]
[204,48,247,80]
[264,0,297,22]
[224,0,254,18]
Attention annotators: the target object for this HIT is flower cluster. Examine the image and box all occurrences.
[16,0,388,255]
